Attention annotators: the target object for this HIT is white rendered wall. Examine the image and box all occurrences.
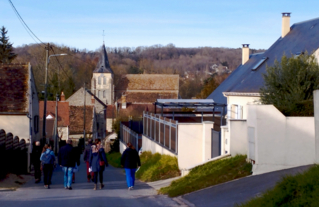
[58,126,69,140]
[227,96,261,119]
[313,90,319,163]
[221,126,229,155]
[0,116,29,140]
[178,123,203,169]
[247,105,315,175]
[119,140,126,154]
[229,120,247,156]
[203,122,214,162]
[142,135,176,157]
[106,118,113,133]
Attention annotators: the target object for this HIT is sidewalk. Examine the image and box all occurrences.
[0,156,183,207]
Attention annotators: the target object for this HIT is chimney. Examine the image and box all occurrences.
[282,13,291,38]
[242,44,250,65]
[60,91,65,101]
[91,96,95,104]
[121,95,126,109]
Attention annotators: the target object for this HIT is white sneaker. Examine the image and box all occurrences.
[128,187,131,190]
[130,186,134,189]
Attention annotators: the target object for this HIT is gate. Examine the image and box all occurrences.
[211,129,221,158]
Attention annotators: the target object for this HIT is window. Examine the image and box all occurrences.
[252,57,268,71]
[103,90,106,98]
[34,115,39,134]
[103,77,106,85]
[98,77,101,85]
[93,79,96,95]
[98,90,101,98]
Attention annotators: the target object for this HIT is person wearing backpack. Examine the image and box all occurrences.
[40,144,55,189]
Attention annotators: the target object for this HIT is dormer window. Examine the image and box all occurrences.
[252,57,268,71]
[294,52,304,58]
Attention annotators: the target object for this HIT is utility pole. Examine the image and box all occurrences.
[42,43,50,145]
[83,82,86,141]
[53,93,58,154]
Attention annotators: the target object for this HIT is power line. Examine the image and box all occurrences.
[8,0,46,45]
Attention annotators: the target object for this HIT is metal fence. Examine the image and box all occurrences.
[120,123,140,150]
[0,129,27,179]
[143,112,178,154]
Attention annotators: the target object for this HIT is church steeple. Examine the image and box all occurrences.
[93,44,113,74]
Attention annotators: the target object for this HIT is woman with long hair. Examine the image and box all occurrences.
[89,139,108,190]
[40,144,55,189]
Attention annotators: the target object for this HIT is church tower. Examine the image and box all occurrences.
[91,44,114,105]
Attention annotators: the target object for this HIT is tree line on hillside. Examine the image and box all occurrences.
[2,26,266,99]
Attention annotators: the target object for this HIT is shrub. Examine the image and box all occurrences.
[136,151,180,182]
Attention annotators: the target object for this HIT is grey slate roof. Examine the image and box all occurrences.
[93,44,114,74]
[207,17,319,105]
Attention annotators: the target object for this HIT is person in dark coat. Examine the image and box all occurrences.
[32,141,42,183]
[58,139,76,190]
[121,142,141,190]
[89,139,108,190]
[83,139,93,182]
[72,146,81,183]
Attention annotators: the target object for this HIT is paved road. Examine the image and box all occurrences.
[0,158,182,207]
[182,165,312,207]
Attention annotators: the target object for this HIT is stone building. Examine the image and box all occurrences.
[66,44,115,138]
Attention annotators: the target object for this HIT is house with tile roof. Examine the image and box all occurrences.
[0,63,40,144]
[116,74,179,117]
[39,98,70,140]
[207,13,319,157]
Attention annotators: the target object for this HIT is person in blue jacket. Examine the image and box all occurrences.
[89,139,108,190]
[40,144,55,189]
[121,142,141,190]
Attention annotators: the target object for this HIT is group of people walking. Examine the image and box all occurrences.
[31,138,141,191]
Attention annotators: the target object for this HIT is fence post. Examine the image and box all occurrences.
[176,121,178,154]
[169,119,171,150]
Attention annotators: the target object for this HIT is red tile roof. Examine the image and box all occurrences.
[69,105,93,134]
[117,92,178,104]
[116,74,179,91]
[39,101,70,127]
[106,105,116,118]
[0,64,29,114]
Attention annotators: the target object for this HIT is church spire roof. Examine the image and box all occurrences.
[93,44,113,74]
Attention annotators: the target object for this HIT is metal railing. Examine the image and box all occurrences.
[120,123,140,150]
[143,112,178,154]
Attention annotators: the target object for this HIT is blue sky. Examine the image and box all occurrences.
[1,0,319,51]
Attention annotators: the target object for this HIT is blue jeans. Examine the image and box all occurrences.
[62,167,73,188]
[124,168,136,187]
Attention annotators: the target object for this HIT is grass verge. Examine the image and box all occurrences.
[159,155,252,197]
[237,165,319,207]
[106,152,122,168]
[136,151,180,182]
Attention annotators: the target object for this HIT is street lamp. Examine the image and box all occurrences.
[42,44,67,145]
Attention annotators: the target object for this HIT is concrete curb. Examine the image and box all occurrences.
[173,196,196,207]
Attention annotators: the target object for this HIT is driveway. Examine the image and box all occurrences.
[182,165,312,207]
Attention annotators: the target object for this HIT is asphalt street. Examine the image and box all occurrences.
[0,158,181,207]
[182,165,312,207]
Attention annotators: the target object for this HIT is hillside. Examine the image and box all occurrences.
[13,43,264,99]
